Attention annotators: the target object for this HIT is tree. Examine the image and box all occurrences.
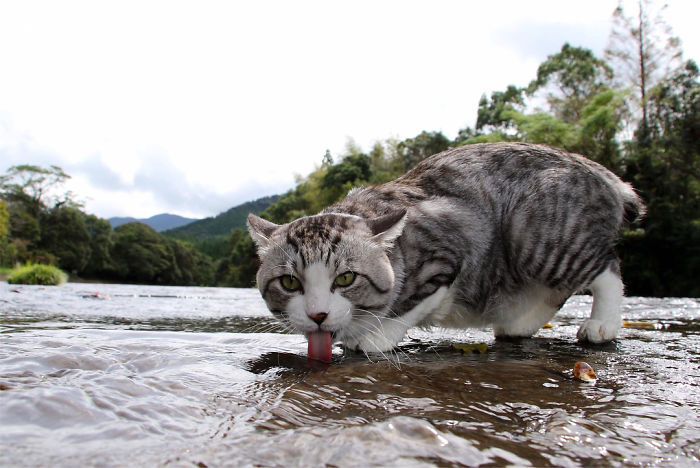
[0,200,11,265]
[166,239,214,286]
[620,60,700,296]
[83,215,113,276]
[528,43,613,123]
[0,200,8,243]
[110,223,175,284]
[322,154,371,187]
[470,46,626,171]
[0,165,73,216]
[574,89,628,171]
[217,229,258,287]
[475,85,524,133]
[605,0,683,140]
[39,206,91,273]
[322,149,334,166]
[394,131,451,172]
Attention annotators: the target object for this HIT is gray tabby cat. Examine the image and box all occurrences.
[248,142,645,353]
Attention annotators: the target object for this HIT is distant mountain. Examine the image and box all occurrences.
[108,213,199,232]
[164,195,279,239]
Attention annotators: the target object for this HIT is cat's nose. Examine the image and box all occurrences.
[308,312,328,325]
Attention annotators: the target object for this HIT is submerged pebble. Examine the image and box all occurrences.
[573,361,597,382]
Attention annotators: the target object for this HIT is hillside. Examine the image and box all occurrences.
[108,213,198,232]
[164,195,279,239]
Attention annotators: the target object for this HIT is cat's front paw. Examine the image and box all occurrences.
[577,319,620,343]
[344,331,398,355]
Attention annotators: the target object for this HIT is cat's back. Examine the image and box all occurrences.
[397,142,609,197]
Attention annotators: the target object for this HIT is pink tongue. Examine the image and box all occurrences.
[307,331,332,363]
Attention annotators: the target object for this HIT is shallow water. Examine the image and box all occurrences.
[1,283,699,467]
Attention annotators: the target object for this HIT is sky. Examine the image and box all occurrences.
[1,0,699,220]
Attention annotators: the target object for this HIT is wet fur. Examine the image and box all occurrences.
[248,143,644,353]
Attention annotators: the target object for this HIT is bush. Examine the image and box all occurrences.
[7,264,68,285]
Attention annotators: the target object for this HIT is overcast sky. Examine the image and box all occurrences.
[1,0,699,219]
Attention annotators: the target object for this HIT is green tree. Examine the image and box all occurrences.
[0,200,11,265]
[39,206,91,273]
[110,223,175,284]
[575,89,628,171]
[83,214,113,276]
[166,239,214,286]
[0,200,8,243]
[368,141,396,184]
[217,229,258,287]
[528,43,613,123]
[0,165,72,216]
[321,152,371,202]
[475,85,524,132]
[394,131,451,172]
[470,46,626,171]
[620,60,700,296]
[109,221,214,285]
[7,206,41,255]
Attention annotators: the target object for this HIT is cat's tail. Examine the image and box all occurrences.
[617,181,646,225]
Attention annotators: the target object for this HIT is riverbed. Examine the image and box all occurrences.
[1,282,698,467]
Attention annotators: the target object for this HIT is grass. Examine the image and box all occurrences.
[7,264,68,285]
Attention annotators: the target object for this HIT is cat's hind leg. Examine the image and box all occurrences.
[493,286,568,339]
[577,265,623,343]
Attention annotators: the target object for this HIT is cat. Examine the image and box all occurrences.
[247,142,645,354]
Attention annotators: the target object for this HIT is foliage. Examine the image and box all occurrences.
[475,85,524,132]
[528,43,613,123]
[393,131,451,173]
[82,215,113,276]
[0,200,9,264]
[0,165,74,216]
[39,206,91,273]
[7,263,68,285]
[108,222,213,285]
[216,229,258,287]
[619,60,700,296]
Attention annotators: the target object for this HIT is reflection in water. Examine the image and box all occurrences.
[0,283,699,466]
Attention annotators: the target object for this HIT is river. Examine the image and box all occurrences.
[1,282,698,467]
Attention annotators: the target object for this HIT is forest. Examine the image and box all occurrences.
[1,2,698,296]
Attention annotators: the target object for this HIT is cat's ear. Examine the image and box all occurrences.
[367,209,407,248]
[247,213,279,252]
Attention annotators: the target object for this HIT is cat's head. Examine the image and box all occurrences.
[247,211,406,346]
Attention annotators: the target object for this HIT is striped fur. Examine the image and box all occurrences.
[248,142,645,352]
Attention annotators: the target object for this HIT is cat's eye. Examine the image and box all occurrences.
[280,275,301,292]
[334,271,355,287]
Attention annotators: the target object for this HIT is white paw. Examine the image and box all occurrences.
[577,319,620,343]
[493,323,539,339]
[352,332,398,354]
[342,326,401,354]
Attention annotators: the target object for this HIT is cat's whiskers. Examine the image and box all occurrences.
[347,325,400,368]
[354,309,415,365]
[349,313,411,369]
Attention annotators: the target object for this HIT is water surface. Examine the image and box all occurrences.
[1,283,699,466]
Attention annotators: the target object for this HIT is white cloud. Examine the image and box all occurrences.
[1,0,698,218]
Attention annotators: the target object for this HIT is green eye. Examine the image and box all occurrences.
[280,275,301,292]
[334,271,356,287]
